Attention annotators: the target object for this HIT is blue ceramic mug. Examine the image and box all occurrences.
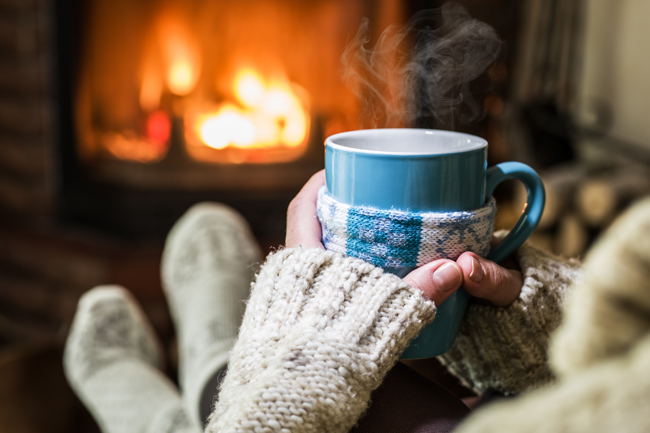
[324,128,545,359]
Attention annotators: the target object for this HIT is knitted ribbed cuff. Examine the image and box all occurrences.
[438,242,582,395]
[207,247,437,433]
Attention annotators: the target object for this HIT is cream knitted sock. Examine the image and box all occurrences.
[161,203,262,423]
[64,286,200,433]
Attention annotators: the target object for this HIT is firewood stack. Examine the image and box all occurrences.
[505,161,650,258]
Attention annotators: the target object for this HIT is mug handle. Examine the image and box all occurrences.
[485,161,546,264]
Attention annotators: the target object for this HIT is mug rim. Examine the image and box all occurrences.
[326,128,487,156]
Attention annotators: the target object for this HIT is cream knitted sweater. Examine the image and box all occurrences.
[208,197,650,433]
[206,245,577,432]
[456,196,650,433]
[206,249,437,432]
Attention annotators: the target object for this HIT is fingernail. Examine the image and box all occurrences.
[433,263,462,293]
[468,256,484,283]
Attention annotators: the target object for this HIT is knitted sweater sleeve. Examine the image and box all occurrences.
[455,197,650,433]
[206,247,437,433]
[438,242,582,395]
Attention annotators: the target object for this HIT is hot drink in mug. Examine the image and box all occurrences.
[320,128,545,358]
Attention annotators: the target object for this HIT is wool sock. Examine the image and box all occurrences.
[161,203,262,423]
[64,286,200,433]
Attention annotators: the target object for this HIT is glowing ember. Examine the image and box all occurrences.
[146,110,171,144]
[103,131,168,163]
[190,70,309,153]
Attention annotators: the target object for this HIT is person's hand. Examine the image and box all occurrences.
[286,169,326,250]
[286,170,523,307]
[406,252,523,307]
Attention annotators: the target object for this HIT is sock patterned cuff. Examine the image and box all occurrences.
[317,186,497,269]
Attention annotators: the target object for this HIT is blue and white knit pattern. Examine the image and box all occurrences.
[317,186,497,270]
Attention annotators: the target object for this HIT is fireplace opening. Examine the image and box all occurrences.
[76,0,323,171]
[53,0,402,240]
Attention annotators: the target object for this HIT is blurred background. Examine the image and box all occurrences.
[1,0,649,431]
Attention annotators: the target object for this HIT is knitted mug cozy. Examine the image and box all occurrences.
[316,186,497,270]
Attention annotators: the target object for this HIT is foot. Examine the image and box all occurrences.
[161,203,262,422]
[64,286,200,433]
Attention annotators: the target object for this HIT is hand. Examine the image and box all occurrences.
[406,252,523,307]
[286,169,326,250]
[286,170,523,307]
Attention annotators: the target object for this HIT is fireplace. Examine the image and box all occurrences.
[0,0,523,342]
[0,0,424,347]
[0,2,525,425]
[73,0,345,188]
[54,0,401,239]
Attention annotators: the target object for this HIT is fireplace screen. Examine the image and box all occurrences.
[74,0,383,190]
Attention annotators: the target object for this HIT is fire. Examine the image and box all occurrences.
[234,70,266,108]
[190,70,309,154]
[168,61,195,96]
[101,110,171,163]
[197,104,256,150]
[146,110,171,144]
[160,19,200,96]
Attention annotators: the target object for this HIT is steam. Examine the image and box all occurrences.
[341,3,501,129]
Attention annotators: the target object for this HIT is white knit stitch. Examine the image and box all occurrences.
[64,286,201,433]
[207,248,437,432]
[162,203,262,423]
[438,241,582,395]
[317,186,496,271]
[318,190,349,256]
[416,202,496,264]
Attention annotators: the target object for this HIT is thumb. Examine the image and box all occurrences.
[403,260,463,305]
[456,252,523,307]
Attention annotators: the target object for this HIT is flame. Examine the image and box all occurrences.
[192,70,309,151]
[161,20,200,96]
[140,64,163,112]
[197,104,256,150]
[234,70,266,108]
[168,61,195,95]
